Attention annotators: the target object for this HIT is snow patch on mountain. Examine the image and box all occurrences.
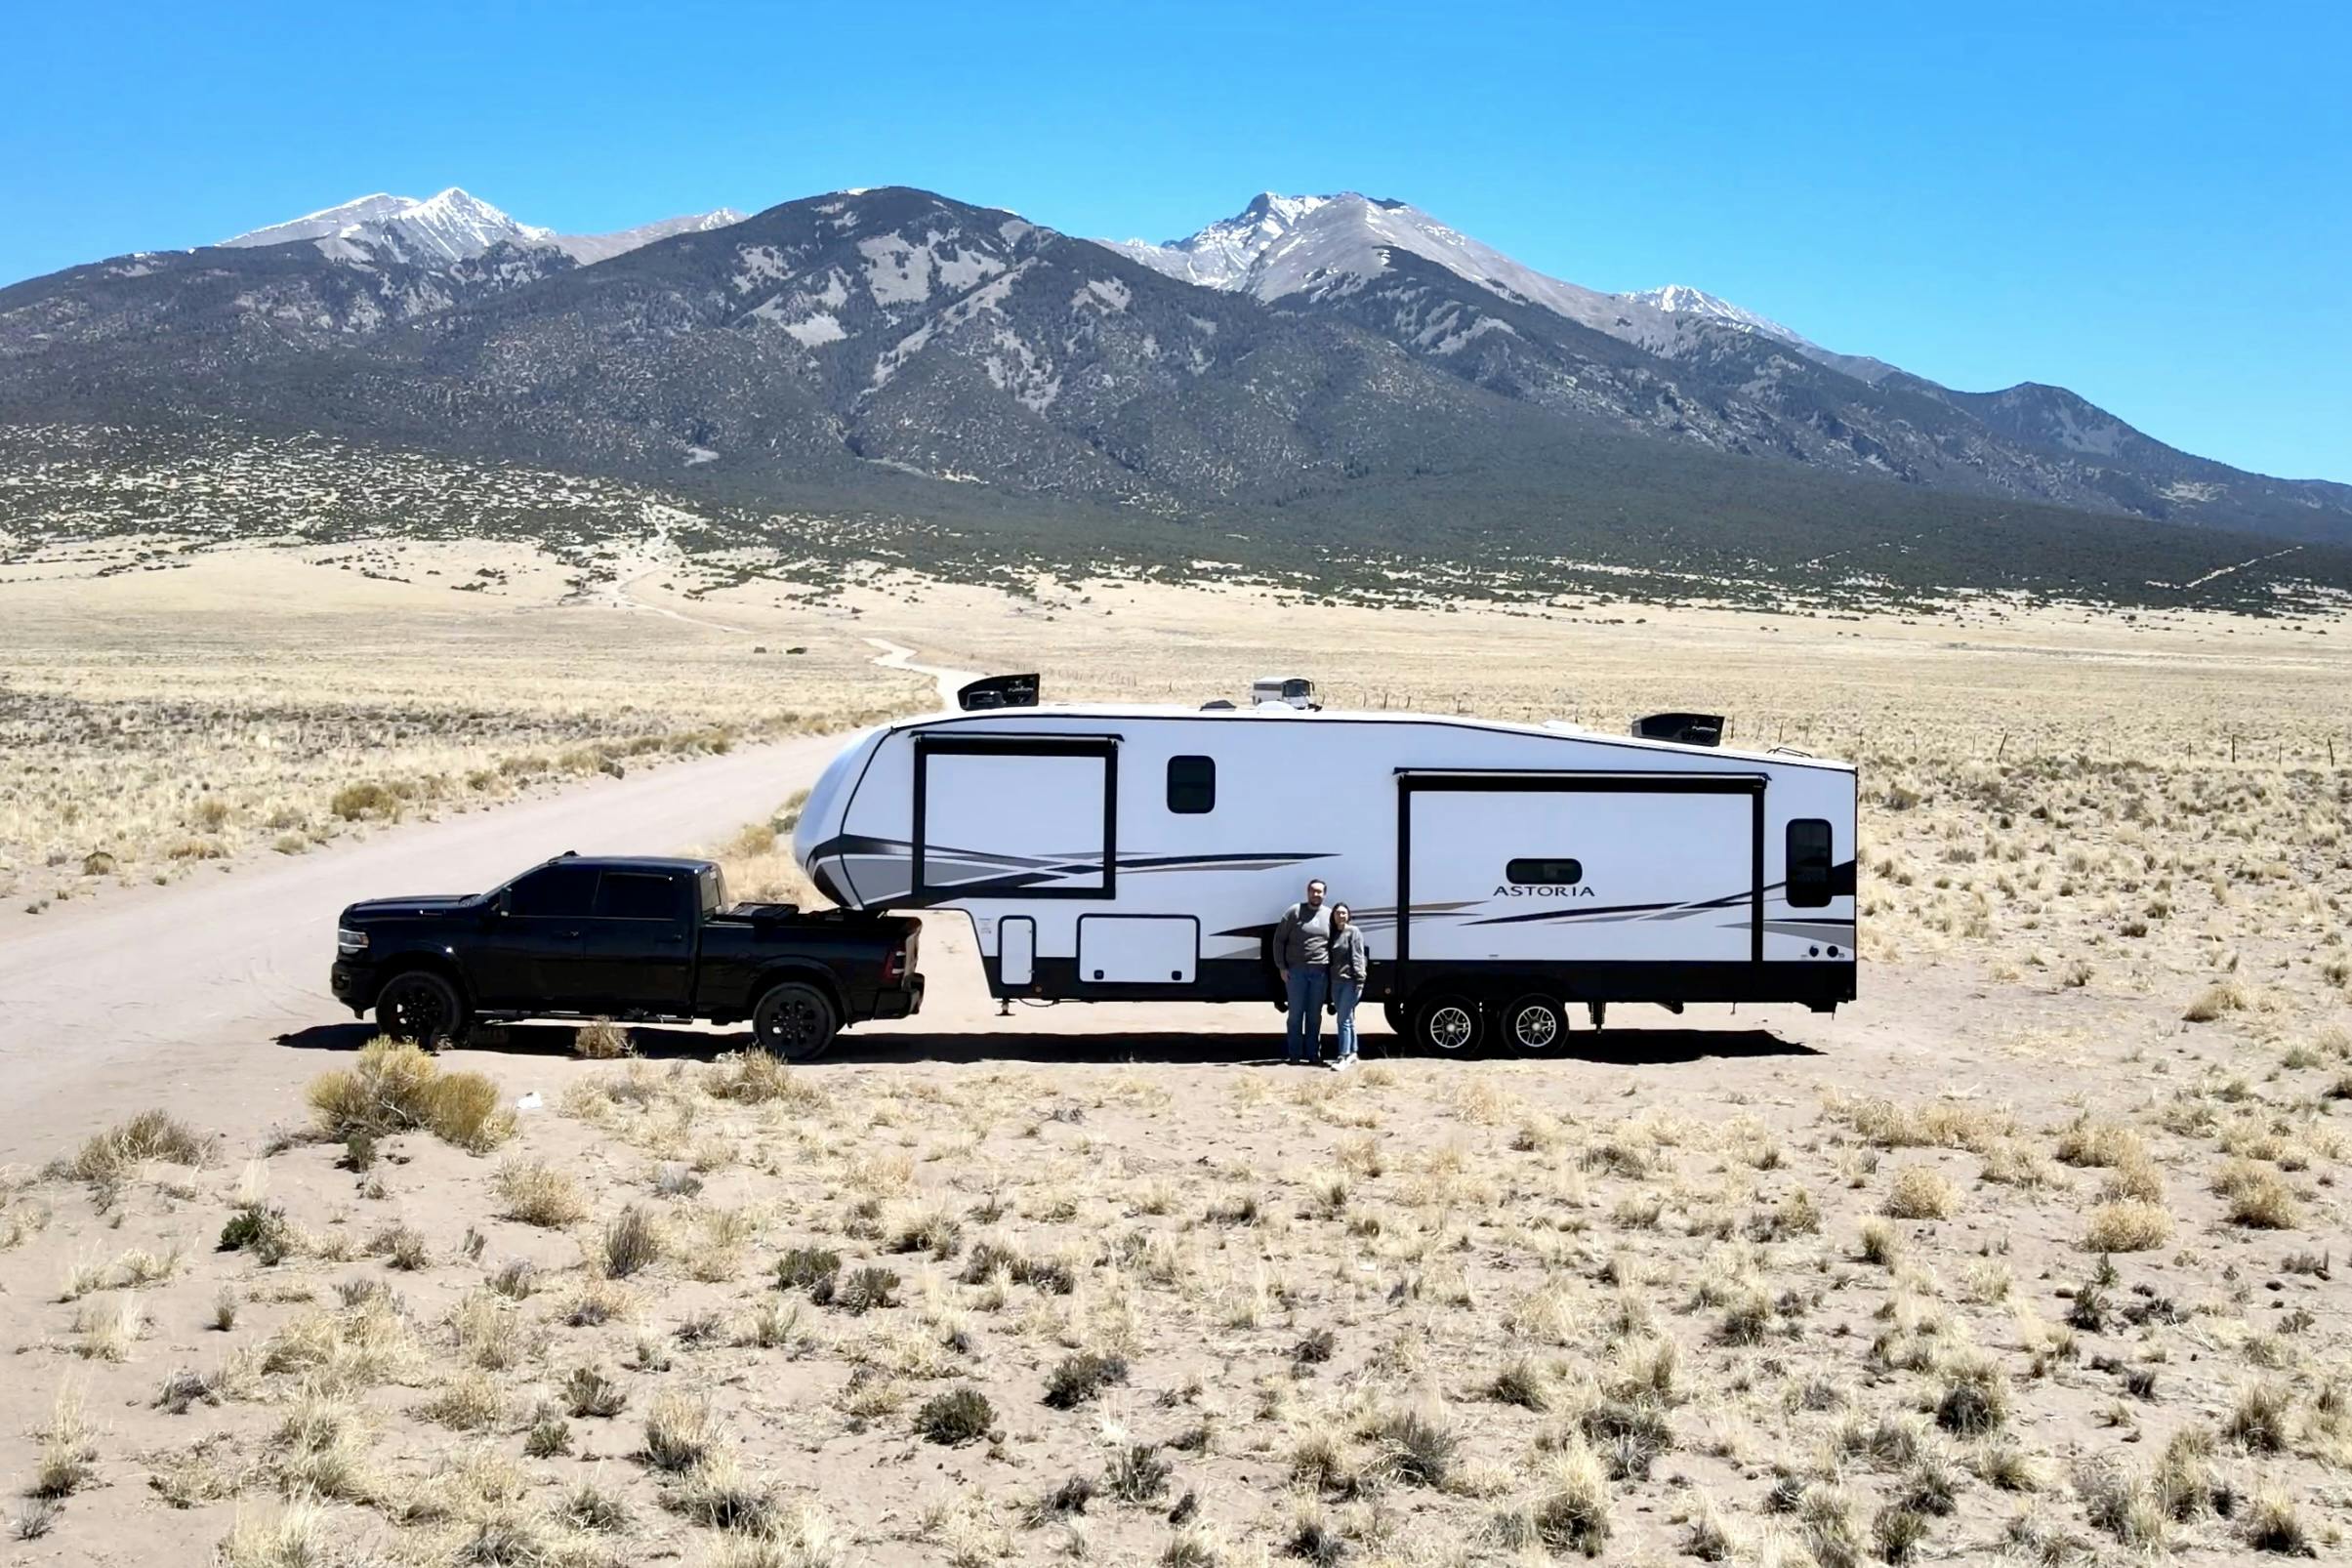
[223,189,745,271]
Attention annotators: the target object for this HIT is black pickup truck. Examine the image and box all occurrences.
[330,853,921,1059]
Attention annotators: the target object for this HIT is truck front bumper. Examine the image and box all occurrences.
[870,974,924,1021]
[329,960,377,1015]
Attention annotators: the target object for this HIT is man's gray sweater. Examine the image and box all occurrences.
[1273,901,1332,970]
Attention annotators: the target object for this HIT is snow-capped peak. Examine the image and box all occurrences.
[219,189,747,271]
[220,186,547,266]
[1625,285,1803,347]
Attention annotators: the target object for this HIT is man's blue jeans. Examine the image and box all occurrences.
[1286,966,1329,1061]
[1332,977,1362,1060]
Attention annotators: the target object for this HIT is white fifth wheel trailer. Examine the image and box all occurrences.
[791,680,1856,1053]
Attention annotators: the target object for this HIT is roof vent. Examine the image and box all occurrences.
[1630,712,1724,747]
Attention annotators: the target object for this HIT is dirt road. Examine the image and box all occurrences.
[0,733,853,1162]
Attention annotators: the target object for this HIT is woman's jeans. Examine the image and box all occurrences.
[1332,977,1363,1059]
[1286,967,1328,1061]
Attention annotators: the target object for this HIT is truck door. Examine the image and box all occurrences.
[475,860,598,1007]
[581,868,696,1012]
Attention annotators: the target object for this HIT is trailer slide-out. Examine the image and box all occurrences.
[792,683,1855,1053]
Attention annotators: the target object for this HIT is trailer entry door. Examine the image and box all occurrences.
[915,737,1117,899]
[1398,773,1763,970]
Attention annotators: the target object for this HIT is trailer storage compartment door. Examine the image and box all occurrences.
[1400,774,1761,967]
[1078,915,1198,984]
[915,737,1117,899]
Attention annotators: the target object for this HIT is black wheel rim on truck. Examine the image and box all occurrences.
[378,972,463,1049]
[754,982,837,1061]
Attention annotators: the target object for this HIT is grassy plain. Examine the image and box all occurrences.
[0,543,2348,1565]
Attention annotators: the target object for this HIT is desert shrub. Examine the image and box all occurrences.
[1044,1351,1131,1410]
[2241,1486,2315,1555]
[2215,1161,2302,1229]
[1933,1350,2011,1435]
[2225,1382,2292,1454]
[707,1050,824,1109]
[219,1203,299,1264]
[330,782,399,821]
[75,1111,214,1180]
[564,1365,628,1419]
[601,1207,663,1277]
[1372,1405,1458,1488]
[1883,1167,1959,1219]
[574,1019,633,1059]
[915,1387,994,1445]
[823,1265,899,1315]
[495,1160,587,1227]
[775,1246,842,1294]
[2183,980,2249,1022]
[306,1037,513,1152]
[644,1388,716,1471]
[1857,1218,1903,1265]
[1104,1443,1173,1503]
[2084,1200,2173,1252]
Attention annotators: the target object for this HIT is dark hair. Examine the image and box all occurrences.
[1307,879,1327,892]
[1331,902,1351,919]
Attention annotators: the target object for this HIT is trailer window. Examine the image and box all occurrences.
[1506,858,1584,886]
[1787,819,1834,908]
[1167,755,1216,814]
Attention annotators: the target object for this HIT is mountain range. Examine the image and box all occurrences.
[3,183,2348,609]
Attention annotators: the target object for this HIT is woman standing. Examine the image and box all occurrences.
[1327,903,1369,1071]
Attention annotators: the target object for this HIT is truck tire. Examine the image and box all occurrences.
[1503,994,1567,1053]
[1415,994,1481,1055]
[375,970,468,1051]
[753,981,838,1062]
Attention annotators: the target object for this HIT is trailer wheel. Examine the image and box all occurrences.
[376,970,468,1051]
[753,981,838,1062]
[1503,994,1567,1053]
[1416,995,1481,1054]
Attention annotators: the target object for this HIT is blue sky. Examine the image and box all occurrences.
[4,1,2345,481]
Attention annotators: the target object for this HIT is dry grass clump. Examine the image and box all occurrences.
[494,1158,588,1227]
[1493,1436,1613,1557]
[1829,1093,2012,1153]
[2183,979,2250,1022]
[31,1383,97,1498]
[1882,1166,1959,1220]
[2055,1115,2144,1168]
[600,1205,665,1277]
[215,1498,327,1568]
[574,1018,634,1059]
[2083,1200,2174,1252]
[2214,1160,2303,1229]
[306,1037,514,1152]
[707,1050,826,1110]
[644,1387,718,1472]
[58,1110,214,1186]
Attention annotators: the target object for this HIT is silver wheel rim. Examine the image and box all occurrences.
[1426,1005,1475,1052]
[1512,1006,1558,1051]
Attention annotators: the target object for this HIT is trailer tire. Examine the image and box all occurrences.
[375,970,468,1051]
[1503,994,1567,1053]
[1415,994,1482,1055]
[753,981,838,1062]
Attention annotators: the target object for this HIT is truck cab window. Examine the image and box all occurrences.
[597,872,683,921]
[1167,755,1216,813]
[1787,819,1834,908]
[508,863,599,918]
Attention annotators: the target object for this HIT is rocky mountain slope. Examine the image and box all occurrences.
[3,185,2349,610]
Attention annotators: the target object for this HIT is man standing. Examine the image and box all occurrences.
[1273,878,1333,1065]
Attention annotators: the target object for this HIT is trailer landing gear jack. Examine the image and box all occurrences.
[1587,1001,1607,1031]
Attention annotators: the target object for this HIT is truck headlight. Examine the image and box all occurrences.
[337,928,370,955]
